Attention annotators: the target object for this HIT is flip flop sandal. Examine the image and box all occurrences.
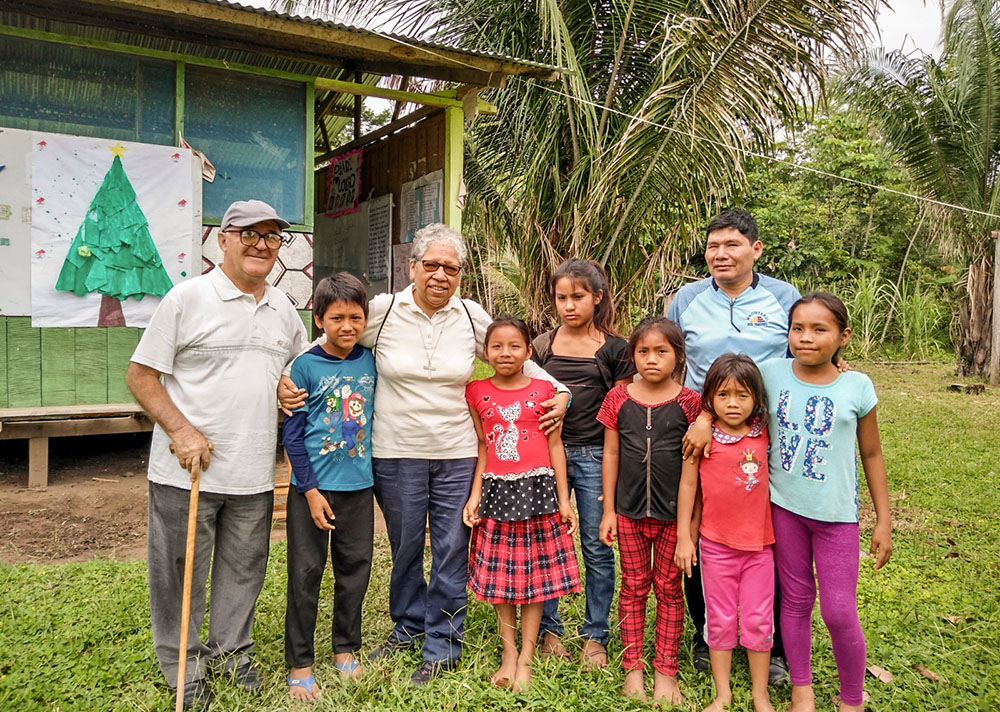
[287,674,319,702]
[334,658,361,679]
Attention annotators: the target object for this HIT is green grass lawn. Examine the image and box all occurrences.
[1,363,998,711]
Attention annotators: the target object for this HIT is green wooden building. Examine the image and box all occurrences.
[0,0,557,410]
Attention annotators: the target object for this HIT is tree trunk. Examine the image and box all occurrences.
[956,253,993,377]
[98,294,126,327]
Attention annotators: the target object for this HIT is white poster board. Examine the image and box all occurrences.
[399,169,442,243]
[0,128,33,316]
[366,194,392,282]
[30,133,201,327]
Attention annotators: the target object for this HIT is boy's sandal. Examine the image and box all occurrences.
[287,674,319,702]
[334,658,361,679]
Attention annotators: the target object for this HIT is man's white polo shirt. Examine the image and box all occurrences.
[132,267,308,495]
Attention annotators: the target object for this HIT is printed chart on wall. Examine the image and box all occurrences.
[30,133,201,327]
[399,169,442,243]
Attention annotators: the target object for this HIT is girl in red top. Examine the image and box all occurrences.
[463,316,580,692]
[675,353,776,712]
[597,317,701,705]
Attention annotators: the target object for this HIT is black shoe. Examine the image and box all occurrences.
[768,655,789,688]
[368,637,414,662]
[181,678,213,710]
[410,660,452,686]
[693,640,710,674]
[231,662,262,693]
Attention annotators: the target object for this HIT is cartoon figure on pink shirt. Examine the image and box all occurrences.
[735,448,762,491]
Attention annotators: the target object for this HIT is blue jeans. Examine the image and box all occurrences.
[373,457,477,665]
[540,445,615,646]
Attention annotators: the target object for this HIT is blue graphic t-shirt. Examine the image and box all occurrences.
[758,358,878,523]
[283,344,376,493]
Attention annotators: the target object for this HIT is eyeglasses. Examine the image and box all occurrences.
[418,259,462,277]
[222,229,286,249]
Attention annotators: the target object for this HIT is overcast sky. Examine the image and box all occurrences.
[871,0,943,56]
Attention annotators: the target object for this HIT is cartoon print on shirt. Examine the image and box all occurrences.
[494,400,522,461]
[776,389,836,481]
[734,448,763,491]
[312,373,372,461]
[342,392,368,457]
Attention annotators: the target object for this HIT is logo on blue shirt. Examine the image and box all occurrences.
[747,311,769,327]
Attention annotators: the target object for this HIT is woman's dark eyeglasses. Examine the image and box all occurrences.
[222,229,286,249]
[419,259,462,277]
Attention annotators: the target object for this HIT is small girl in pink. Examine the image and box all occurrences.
[676,353,776,712]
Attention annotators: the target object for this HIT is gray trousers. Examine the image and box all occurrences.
[147,481,273,687]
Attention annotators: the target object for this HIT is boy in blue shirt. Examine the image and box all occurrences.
[283,272,376,701]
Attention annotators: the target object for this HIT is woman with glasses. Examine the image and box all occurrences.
[280,223,568,686]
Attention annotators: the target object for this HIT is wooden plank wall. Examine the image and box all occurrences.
[314,110,446,246]
[0,317,139,408]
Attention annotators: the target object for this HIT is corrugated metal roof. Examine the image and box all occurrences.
[194,0,564,74]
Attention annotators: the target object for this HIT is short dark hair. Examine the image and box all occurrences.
[706,209,758,243]
[627,317,686,381]
[485,314,532,347]
[788,291,850,362]
[313,272,369,320]
[701,353,767,422]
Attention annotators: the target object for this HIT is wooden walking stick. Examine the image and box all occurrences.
[173,444,211,712]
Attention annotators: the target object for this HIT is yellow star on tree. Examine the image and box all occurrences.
[108,142,128,158]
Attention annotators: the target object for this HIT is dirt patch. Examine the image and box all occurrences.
[0,433,152,564]
[0,433,294,566]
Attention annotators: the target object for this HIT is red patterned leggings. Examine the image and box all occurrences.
[616,515,684,675]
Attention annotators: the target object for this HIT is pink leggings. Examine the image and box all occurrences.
[772,504,866,706]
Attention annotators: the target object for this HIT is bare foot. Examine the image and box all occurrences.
[333,652,363,680]
[787,684,816,712]
[539,632,571,661]
[512,658,533,692]
[287,666,320,701]
[491,648,518,688]
[752,692,776,712]
[838,698,866,712]
[581,639,608,670]
[622,669,646,701]
[652,670,683,707]
[703,693,733,711]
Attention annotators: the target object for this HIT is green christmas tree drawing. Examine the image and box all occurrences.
[55,143,174,326]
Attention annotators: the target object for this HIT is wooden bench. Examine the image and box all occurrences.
[0,404,153,490]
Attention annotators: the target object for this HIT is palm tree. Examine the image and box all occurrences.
[289,0,876,328]
[839,0,1000,377]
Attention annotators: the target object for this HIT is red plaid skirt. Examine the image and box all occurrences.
[468,512,582,604]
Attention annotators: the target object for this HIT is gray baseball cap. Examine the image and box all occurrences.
[221,200,290,230]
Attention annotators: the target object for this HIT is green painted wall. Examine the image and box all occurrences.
[0,310,313,408]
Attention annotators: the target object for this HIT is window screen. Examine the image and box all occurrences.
[184,66,306,225]
[0,34,175,145]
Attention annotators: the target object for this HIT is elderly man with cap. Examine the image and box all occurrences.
[127,200,309,710]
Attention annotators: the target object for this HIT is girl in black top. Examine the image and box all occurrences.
[532,259,635,667]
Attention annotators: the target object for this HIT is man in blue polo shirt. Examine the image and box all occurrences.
[668,208,798,686]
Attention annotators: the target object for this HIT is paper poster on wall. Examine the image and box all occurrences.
[367,194,392,282]
[399,169,442,243]
[0,128,33,316]
[31,133,200,327]
[325,148,363,217]
[392,243,412,292]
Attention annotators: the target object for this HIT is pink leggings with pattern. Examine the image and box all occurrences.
[772,504,866,707]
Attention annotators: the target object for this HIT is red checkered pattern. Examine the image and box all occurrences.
[468,513,582,605]
[617,515,684,675]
